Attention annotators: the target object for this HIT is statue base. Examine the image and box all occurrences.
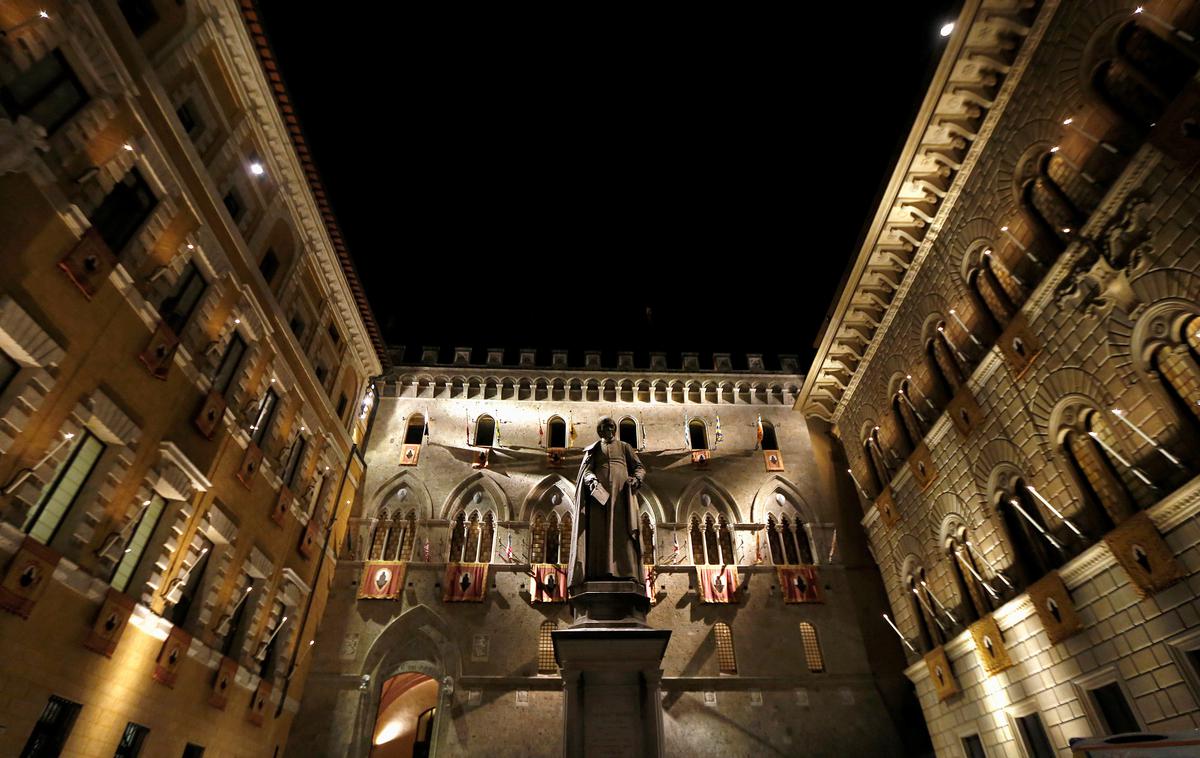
[554,581,670,757]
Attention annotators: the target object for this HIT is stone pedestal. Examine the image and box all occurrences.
[553,580,670,758]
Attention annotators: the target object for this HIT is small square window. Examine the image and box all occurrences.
[1014,713,1054,758]
[961,734,986,758]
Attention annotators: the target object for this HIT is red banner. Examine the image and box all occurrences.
[194,390,226,439]
[696,566,739,603]
[644,565,657,605]
[58,228,116,299]
[0,537,61,618]
[236,443,263,488]
[530,564,567,603]
[271,485,292,526]
[443,563,488,602]
[83,588,135,656]
[777,566,822,603]
[138,322,179,380]
[298,517,320,559]
[153,626,191,687]
[358,561,406,600]
[209,656,238,710]
[247,679,271,726]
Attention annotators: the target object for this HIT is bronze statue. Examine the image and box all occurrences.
[567,417,647,591]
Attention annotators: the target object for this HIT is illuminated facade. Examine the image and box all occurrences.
[288,349,921,757]
[0,0,381,755]
[797,0,1200,756]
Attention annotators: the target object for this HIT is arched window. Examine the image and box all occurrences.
[538,621,558,674]
[717,516,735,565]
[474,415,496,447]
[384,511,403,559]
[930,324,966,393]
[714,622,737,675]
[891,394,918,455]
[464,511,481,562]
[640,513,655,565]
[1092,22,1195,131]
[479,512,495,563]
[1060,409,1132,531]
[545,513,560,565]
[996,479,1064,588]
[395,510,417,561]
[559,512,573,565]
[947,529,991,622]
[760,420,779,451]
[689,516,706,565]
[547,416,567,448]
[766,515,785,565]
[906,569,944,652]
[369,508,390,560]
[531,514,546,563]
[968,254,1020,331]
[799,622,824,672]
[688,419,709,450]
[1148,314,1200,430]
[404,414,425,445]
[704,515,720,565]
[781,516,800,565]
[864,428,890,491]
[448,512,466,562]
[619,417,638,447]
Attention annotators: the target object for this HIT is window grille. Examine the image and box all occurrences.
[537,621,557,674]
[800,622,824,672]
[715,622,737,674]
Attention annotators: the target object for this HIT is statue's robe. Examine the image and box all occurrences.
[567,438,646,590]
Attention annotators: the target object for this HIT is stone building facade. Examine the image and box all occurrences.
[797,0,1200,756]
[289,350,922,757]
[0,0,381,755]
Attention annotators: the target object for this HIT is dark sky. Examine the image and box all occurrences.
[255,4,961,369]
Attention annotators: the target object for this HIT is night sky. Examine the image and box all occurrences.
[255,4,961,369]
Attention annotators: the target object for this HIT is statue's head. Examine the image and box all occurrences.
[596,417,616,442]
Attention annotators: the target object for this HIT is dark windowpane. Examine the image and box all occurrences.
[222,191,243,221]
[0,349,20,395]
[109,494,167,593]
[289,315,305,341]
[327,323,340,345]
[182,745,205,758]
[118,0,159,35]
[336,393,348,420]
[619,418,638,446]
[0,50,88,133]
[160,263,206,334]
[284,437,306,488]
[259,249,279,285]
[546,418,565,448]
[689,421,708,450]
[961,734,985,758]
[315,364,328,386]
[475,416,496,447]
[113,721,150,757]
[1017,714,1054,758]
[761,422,779,451]
[21,695,81,758]
[1093,682,1139,734]
[212,333,246,397]
[176,101,197,134]
[404,417,424,445]
[168,536,213,626]
[91,168,156,255]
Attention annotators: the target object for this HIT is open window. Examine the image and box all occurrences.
[474,415,497,447]
[546,415,567,448]
[401,413,425,465]
[91,168,157,256]
[23,430,107,545]
[619,417,638,447]
[0,49,89,134]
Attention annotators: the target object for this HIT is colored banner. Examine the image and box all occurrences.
[529,564,567,603]
[0,537,61,618]
[247,679,271,726]
[271,485,292,526]
[777,566,822,603]
[236,443,263,488]
[443,563,489,602]
[83,588,135,657]
[358,561,407,600]
[57,228,116,299]
[696,565,739,603]
[138,321,179,380]
[194,390,227,439]
[209,656,239,710]
[153,625,192,687]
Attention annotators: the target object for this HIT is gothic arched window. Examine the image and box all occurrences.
[384,510,403,559]
[369,508,389,560]
[996,479,1064,588]
[690,515,706,565]
[545,513,560,565]
[641,513,655,565]
[531,514,546,564]
[479,512,495,563]
[766,515,785,565]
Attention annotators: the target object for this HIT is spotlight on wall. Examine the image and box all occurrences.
[249,162,265,176]
[940,21,954,37]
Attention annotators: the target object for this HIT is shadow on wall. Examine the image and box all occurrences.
[370,674,439,758]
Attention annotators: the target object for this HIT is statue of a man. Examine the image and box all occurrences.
[567,417,647,591]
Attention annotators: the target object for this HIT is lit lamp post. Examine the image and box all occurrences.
[1063,117,1120,154]
[983,248,1025,288]
[948,308,983,347]
[965,540,1014,590]
[1112,408,1184,468]
[1024,485,1085,539]
[883,613,917,652]
[1008,497,1064,552]
[1049,145,1098,185]
[906,374,936,412]
[1134,5,1196,43]
[1000,225,1043,266]
[846,468,871,501]
[1087,431,1156,490]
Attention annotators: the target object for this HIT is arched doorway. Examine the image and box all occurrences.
[371,673,439,757]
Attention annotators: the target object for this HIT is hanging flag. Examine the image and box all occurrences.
[683,413,690,448]
[827,529,839,564]
[538,416,544,446]
[494,415,502,448]
[714,415,724,445]
[756,415,764,450]
[504,534,514,562]
[670,531,680,563]
[443,563,488,602]
[422,538,431,563]
[697,565,739,603]
[424,409,430,440]
[644,564,657,605]
[754,530,763,565]
[465,411,471,446]
[638,414,647,451]
[569,412,577,445]
[778,566,822,603]
[530,564,567,603]
[357,561,406,600]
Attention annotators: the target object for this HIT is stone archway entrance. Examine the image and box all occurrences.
[370,672,439,758]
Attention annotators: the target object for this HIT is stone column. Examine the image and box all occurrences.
[553,580,670,757]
